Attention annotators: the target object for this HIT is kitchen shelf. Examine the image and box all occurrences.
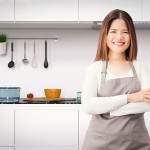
[0,21,150,29]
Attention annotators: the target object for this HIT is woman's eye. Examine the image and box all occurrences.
[123,31,129,34]
[110,31,116,33]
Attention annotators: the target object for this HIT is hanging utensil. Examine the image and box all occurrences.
[44,40,48,68]
[31,40,37,68]
[8,42,15,68]
[22,41,29,64]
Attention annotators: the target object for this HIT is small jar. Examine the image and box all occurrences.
[77,91,82,104]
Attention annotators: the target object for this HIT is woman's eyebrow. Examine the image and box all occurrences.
[122,29,128,31]
[109,28,128,31]
[109,29,117,32]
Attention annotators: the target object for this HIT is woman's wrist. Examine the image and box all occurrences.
[127,94,134,103]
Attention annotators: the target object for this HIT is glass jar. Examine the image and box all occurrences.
[77,91,82,104]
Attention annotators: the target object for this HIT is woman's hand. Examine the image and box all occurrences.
[127,89,150,103]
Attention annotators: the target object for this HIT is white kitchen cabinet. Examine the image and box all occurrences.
[144,112,150,136]
[0,148,14,150]
[0,0,14,21]
[0,110,14,147]
[15,0,78,21]
[142,0,150,21]
[79,110,91,150]
[15,109,78,147]
[15,147,77,150]
[79,0,141,21]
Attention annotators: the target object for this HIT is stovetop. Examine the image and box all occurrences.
[0,98,79,104]
[23,98,78,104]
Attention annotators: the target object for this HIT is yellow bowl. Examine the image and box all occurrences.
[44,89,61,98]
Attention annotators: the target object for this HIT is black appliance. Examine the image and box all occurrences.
[22,98,78,104]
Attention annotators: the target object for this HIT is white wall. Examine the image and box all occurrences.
[0,28,150,99]
[0,29,98,98]
[135,29,150,135]
[136,30,150,65]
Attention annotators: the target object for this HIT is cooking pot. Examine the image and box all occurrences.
[0,87,21,103]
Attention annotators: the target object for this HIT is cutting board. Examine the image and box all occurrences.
[26,97,65,101]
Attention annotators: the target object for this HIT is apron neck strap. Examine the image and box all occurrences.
[101,61,137,82]
[101,61,107,83]
[129,61,137,77]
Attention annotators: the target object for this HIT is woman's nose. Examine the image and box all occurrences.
[116,33,124,40]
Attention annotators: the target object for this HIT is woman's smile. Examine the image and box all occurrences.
[112,41,125,46]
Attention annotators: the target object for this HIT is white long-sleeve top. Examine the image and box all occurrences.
[81,60,150,117]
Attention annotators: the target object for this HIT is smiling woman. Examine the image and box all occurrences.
[82,9,150,150]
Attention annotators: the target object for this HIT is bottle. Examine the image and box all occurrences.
[77,91,82,104]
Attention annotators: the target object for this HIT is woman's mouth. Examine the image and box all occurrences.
[113,42,125,46]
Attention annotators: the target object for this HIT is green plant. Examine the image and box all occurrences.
[0,34,7,43]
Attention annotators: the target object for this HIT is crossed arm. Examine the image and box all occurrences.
[81,61,150,116]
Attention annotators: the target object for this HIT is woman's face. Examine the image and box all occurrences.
[107,18,131,55]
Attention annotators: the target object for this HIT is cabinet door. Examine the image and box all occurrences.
[79,0,141,21]
[144,112,150,136]
[15,0,78,21]
[0,110,14,146]
[0,148,14,150]
[15,110,78,146]
[142,0,150,21]
[15,147,78,150]
[79,110,91,149]
[0,0,14,21]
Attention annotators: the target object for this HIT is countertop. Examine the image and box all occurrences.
[0,104,82,111]
[0,98,79,104]
[0,98,82,110]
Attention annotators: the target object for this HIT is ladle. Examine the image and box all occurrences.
[22,41,29,64]
[44,40,48,68]
[8,42,15,68]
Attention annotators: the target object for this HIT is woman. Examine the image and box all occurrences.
[82,9,150,150]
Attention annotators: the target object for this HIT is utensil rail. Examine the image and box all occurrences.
[8,37,58,40]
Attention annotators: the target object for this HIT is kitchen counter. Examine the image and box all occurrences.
[0,102,82,110]
[0,97,82,111]
[0,98,80,104]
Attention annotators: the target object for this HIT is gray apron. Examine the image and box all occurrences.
[82,61,150,150]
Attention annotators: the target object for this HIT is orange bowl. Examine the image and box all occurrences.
[44,89,61,98]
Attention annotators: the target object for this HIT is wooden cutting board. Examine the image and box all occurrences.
[26,97,65,101]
